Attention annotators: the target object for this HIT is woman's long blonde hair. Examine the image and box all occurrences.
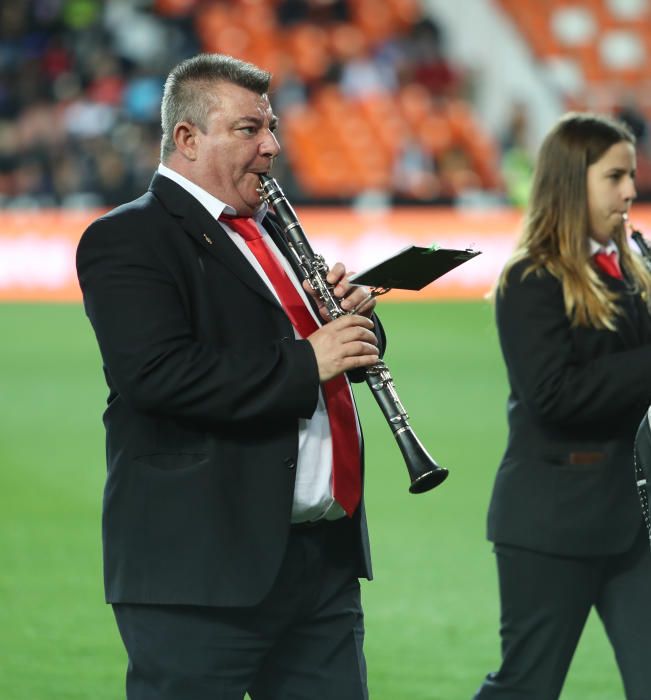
[498,112,651,330]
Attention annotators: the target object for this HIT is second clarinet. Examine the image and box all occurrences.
[630,222,651,272]
[258,174,448,494]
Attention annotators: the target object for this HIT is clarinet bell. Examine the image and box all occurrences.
[396,427,449,493]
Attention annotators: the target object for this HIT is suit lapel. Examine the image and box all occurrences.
[149,173,281,309]
[262,213,325,321]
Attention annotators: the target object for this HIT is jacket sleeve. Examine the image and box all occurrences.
[76,215,320,428]
[496,264,651,427]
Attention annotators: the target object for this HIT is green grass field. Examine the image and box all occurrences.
[0,302,625,699]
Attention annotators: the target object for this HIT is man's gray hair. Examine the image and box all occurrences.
[160,53,272,162]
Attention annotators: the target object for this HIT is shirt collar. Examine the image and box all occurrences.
[157,163,268,223]
[589,238,619,257]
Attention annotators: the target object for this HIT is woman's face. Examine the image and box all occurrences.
[586,140,636,245]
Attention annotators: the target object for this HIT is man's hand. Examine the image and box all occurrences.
[302,262,376,322]
[307,315,378,382]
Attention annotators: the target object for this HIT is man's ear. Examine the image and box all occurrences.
[173,121,199,160]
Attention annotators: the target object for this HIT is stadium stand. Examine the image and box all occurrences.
[497,0,650,107]
[0,0,503,208]
[496,0,651,193]
[0,0,649,208]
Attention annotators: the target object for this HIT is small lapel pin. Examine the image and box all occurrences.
[203,233,213,245]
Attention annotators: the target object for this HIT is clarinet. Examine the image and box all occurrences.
[631,228,651,273]
[629,217,651,544]
[258,174,448,493]
[634,430,651,548]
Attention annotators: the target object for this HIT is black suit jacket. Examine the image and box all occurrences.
[76,173,380,607]
[487,258,651,556]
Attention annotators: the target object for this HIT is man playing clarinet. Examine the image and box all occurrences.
[76,52,384,700]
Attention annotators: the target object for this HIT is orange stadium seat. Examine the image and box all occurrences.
[416,113,454,156]
[388,0,423,28]
[357,96,406,158]
[399,84,434,129]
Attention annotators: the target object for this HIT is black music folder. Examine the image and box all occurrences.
[348,244,481,291]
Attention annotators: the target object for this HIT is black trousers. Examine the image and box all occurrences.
[473,526,651,700]
[113,518,367,700]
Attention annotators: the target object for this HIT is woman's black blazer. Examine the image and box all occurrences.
[487,257,651,556]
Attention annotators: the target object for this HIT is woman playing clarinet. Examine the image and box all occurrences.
[474,112,651,700]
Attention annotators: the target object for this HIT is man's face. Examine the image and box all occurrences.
[586,140,636,245]
[193,82,280,216]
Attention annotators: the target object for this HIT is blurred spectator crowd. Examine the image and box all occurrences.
[0,0,197,209]
[1,0,649,210]
[0,0,500,209]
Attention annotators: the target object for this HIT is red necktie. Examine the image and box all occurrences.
[594,250,623,280]
[220,214,361,516]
